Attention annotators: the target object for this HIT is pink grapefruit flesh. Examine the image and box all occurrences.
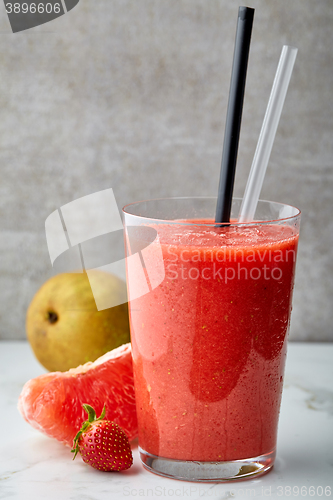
[18,343,137,445]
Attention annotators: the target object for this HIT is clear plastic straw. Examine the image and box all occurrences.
[238,45,298,223]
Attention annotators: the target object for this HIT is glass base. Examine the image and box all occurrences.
[139,447,275,482]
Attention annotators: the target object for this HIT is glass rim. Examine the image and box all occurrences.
[122,196,301,226]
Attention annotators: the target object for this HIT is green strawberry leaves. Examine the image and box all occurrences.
[71,404,106,459]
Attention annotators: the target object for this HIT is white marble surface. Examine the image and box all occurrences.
[0,341,332,500]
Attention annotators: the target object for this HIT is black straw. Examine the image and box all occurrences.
[215,6,254,224]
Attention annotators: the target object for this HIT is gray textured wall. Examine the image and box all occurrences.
[0,0,332,340]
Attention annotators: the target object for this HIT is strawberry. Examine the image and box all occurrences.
[71,404,133,472]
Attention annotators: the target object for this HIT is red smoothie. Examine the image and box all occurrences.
[128,221,299,462]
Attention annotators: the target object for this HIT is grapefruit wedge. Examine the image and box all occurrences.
[18,343,137,446]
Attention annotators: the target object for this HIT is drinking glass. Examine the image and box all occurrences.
[122,197,301,481]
